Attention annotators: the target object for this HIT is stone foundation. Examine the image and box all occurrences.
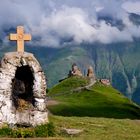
[0,52,48,126]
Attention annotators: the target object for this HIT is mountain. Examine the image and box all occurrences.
[0,13,140,104]
[44,13,140,104]
[83,42,140,103]
[0,41,140,105]
[47,76,140,119]
[38,42,140,105]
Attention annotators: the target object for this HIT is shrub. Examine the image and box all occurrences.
[47,122,55,137]
[0,127,12,137]
[0,122,55,138]
[35,122,55,137]
[12,128,35,138]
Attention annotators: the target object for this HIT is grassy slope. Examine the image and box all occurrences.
[48,76,140,119]
[50,116,140,140]
[47,77,140,139]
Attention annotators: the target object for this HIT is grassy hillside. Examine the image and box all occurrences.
[48,76,140,119]
[50,116,140,140]
[47,76,140,139]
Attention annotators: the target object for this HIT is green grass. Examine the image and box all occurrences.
[48,76,89,95]
[0,123,55,138]
[47,77,140,139]
[50,115,140,140]
[48,77,140,119]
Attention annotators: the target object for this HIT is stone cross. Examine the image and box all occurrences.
[9,26,31,52]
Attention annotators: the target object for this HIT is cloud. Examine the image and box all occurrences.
[122,1,140,15]
[0,0,140,47]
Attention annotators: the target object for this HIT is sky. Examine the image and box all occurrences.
[0,0,140,47]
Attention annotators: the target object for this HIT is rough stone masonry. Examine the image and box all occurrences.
[0,52,48,126]
[0,26,48,127]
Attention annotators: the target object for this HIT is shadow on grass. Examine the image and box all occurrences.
[48,104,140,119]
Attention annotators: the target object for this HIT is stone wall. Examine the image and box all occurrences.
[0,52,48,126]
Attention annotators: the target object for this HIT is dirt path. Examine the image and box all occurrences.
[48,78,96,98]
[46,99,59,106]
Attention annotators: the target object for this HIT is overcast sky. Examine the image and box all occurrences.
[1,0,140,47]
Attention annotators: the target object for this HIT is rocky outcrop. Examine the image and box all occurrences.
[0,52,48,127]
[62,128,83,135]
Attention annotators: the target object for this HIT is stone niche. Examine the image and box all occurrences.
[0,52,48,127]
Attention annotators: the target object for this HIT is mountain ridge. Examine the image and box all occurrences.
[0,43,140,104]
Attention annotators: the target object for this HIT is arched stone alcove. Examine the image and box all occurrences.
[12,65,34,109]
[0,52,48,126]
